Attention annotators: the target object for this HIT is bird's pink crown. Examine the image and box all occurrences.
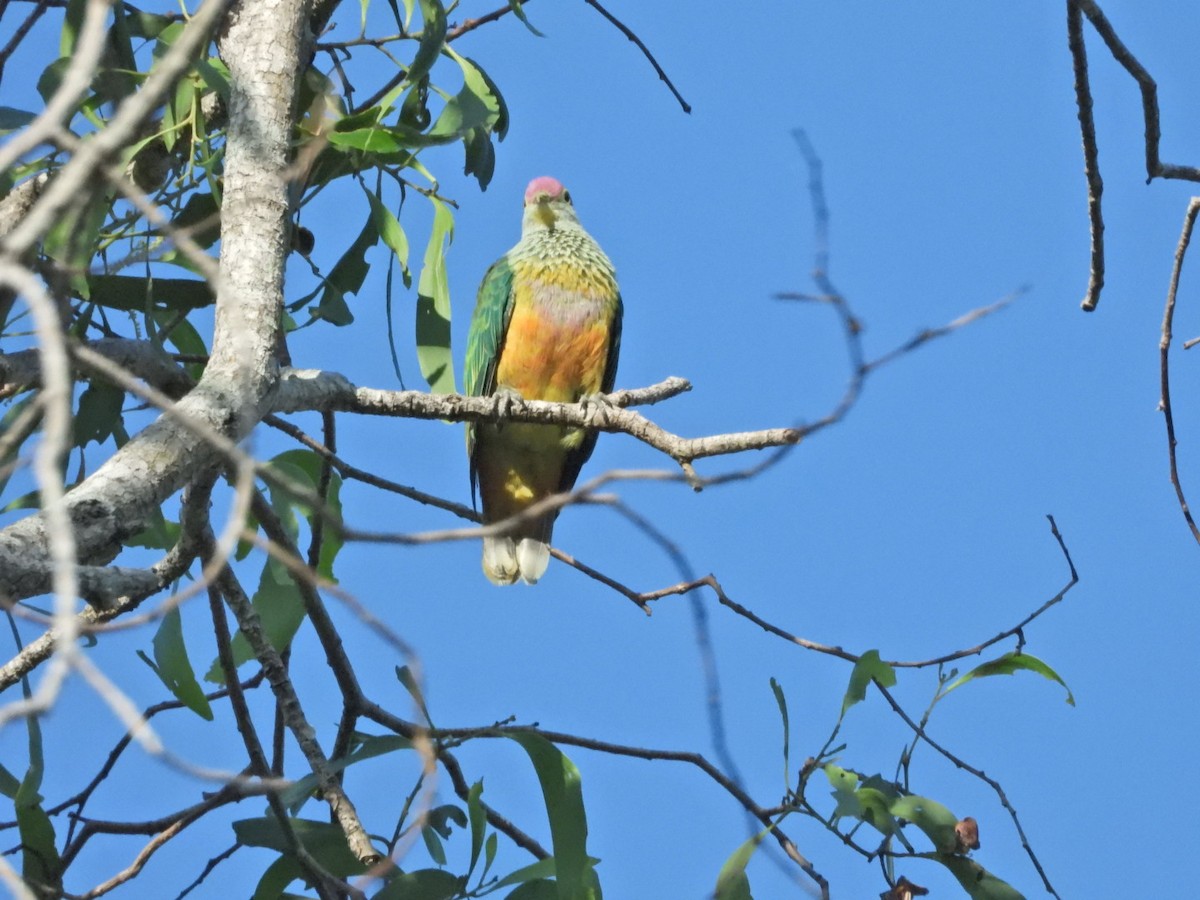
[524,176,566,204]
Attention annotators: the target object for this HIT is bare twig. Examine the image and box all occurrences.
[448,0,535,41]
[1066,1,1106,312]
[1071,0,1200,184]
[1065,0,1200,311]
[644,515,1077,670]
[581,0,690,113]
[1158,197,1200,544]
[213,562,381,866]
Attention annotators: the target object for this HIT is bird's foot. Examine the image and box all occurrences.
[578,391,617,426]
[492,386,524,427]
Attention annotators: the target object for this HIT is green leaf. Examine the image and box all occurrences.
[14,690,60,893]
[426,803,467,839]
[714,830,768,900]
[484,832,498,874]
[407,0,448,92]
[94,3,139,105]
[890,794,959,854]
[841,649,896,717]
[0,107,36,135]
[205,559,306,683]
[312,215,379,326]
[939,856,1027,900]
[507,733,593,900]
[253,854,304,900]
[855,787,897,836]
[492,858,557,890]
[506,0,545,37]
[943,651,1074,706]
[169,192,221,249]
[505,882,559,900]
[44,190,110,294]
[151,307,208,376]
[0,396,39,498]
[422,825,447,866]
[86,274,214,312]
[152,21,186,56]
[435,52,507,190]
[126,511,182,551]
[416,196,455,393]
[822,764,862,820]
[60,0,86,55]
[395,664,430,719]
[150,606,214,720]
[467,780,486,877]
[194,57,232,103]
[124,10,174,39]
[428,53,504,140]
[234,816,368,877]
[74,382,124,448]
[16,801,61,892]
[263,449,344,580]
[329,120,438,153]
[373,868,463,899]
[0,761,22,799]
[364,187,410,272]
[36,58,74,105]
[769,677,789,791]
[462,126,496,191]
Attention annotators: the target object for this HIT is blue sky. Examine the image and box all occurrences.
[5,1,1200,897]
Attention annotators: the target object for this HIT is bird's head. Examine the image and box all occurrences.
[522,176,579,231]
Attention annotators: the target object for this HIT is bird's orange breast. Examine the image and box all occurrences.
[497,281,613,402]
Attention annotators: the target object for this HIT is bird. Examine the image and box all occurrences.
[464,176,623,585]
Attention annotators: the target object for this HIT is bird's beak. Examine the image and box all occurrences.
[533,196,556,227]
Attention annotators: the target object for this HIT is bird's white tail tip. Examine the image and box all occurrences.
[482,536,520,586]
[516,538,551,584]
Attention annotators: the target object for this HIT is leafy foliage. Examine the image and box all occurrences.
[0,0,1079,897]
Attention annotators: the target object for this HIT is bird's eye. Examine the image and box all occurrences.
[563,191,572,204]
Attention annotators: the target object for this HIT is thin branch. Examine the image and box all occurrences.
[357,700,830,898]
[1071,0,1200,184]
[208,582,349,900]
[0,0,51,79]
[1066,1,1106,312]
[45,671,267,829]
[581,0,690,113]
[213,561,381,866]
[447,0,534,41]
[437,749,549,859]
[1158,197,1200,545]
[263,413,478,520]
[173,843,242,900]
[1065,1,1200,311]
[642,515,1078,670]
[874,682,1060,899]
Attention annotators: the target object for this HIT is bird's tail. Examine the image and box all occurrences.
[481,518,553,585]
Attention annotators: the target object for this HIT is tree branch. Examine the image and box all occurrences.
[1158,197,1200,545]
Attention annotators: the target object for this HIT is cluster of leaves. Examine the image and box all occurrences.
[234,728,599,899]
[713,652,1073,899]
[0,0,1078,897]
[0,1,588,896]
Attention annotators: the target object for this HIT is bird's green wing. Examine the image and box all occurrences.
[465,256,515,492]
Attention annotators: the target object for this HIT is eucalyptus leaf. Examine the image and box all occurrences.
[943,651,1075,706]
[841,649,896,717]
